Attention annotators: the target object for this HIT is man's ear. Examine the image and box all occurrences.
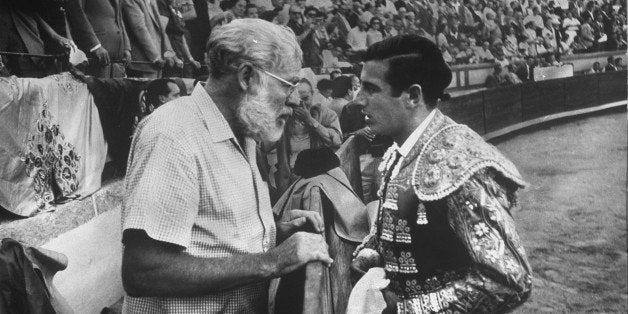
[405,84,423,109]
[158,94,167,104]
[236,63,255,91]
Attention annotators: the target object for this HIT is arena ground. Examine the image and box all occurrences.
[493,109,627,313]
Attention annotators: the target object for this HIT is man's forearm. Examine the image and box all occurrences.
[122,232,276,297]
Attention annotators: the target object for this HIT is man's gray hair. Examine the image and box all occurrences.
[206,19,303,79]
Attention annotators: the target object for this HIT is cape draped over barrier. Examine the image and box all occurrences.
[0,73,106,216]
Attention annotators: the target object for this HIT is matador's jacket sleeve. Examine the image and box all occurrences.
[354,116,532,314]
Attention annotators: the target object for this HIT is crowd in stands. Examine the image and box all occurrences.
[1,0,626,79]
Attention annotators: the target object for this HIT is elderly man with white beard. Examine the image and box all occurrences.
[120,19,332,313]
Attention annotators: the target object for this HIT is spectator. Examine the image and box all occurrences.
[142,78,181,116]
[614,57,625,69]
[562,10,581,47]
[523,6,544,30]
[347,18,369,52]
[503,63,523,84]
[485,63,506,88]
[158,0,201,78]
[347,0,364,28]
[477,41,496,63]
[329,75,355,117]
[266,78,343,193]
[482,11,503,44]
[579,15,596,52]
[503,25,520,57]
[314,78,333,108]
[259,0,288,24]
[366,17,384,46]
[122,0,181,78]
[330,69,342,80]
[436,23,450,48]
[604,56,617,72]
[541,17,560,54]
[588,61,603,73]
[221,0,247,18]
[246,4,259,18]
[80,0,132,78]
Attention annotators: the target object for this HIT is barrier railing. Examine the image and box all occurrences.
[440,70,627,136]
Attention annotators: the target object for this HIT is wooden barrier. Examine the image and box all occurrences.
[444,70,627,133]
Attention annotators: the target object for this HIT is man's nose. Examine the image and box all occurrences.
[354,89,367,107]
[286,90,301,108]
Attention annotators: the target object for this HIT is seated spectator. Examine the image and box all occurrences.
[222,0,247,18]
[541,17,560,54]
[329,75,356,117]
[545,53,562,66]
[436,23,450,48]
[482,12,503,44]
[347,19,369,52]
[313,78,333,108]
[563,10,581,47]
[503,64,523,85]
[503,25,520,57]
[615,57,625,69]
[366,17,384,46]
[246,4,259,18]
[485,63,506,88]
[605,56,618,72]
[477,41,496,63]
[579,15,596,52]
[588,61,603,74]
[523,20,540,56]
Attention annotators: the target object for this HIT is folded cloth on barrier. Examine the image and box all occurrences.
[0,73,106,216]
[0,238,73,314]
[273,167,369,242]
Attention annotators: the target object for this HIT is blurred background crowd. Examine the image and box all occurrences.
[1,0,626,80]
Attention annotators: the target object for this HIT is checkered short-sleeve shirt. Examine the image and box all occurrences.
[122,84,276,313]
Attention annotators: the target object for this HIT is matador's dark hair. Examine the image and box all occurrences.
[362,34,452,107]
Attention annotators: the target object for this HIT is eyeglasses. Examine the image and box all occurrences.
[251,65,300,98]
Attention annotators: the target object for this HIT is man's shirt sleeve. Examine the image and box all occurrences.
[122,120,199,248]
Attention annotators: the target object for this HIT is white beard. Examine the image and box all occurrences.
[237,87,290,143]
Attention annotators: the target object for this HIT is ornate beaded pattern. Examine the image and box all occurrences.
[398,251,418,273]
[395,218,412,243]
[380,210,395,242]
[412,123,526,202]
[385,249,399,272]
[397,286,460,314]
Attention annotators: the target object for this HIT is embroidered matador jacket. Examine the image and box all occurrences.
[355,109,532,313]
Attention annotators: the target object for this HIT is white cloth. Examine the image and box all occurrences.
[346,267,388,314]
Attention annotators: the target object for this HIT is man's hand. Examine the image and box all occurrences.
[92,46,110,66]
[122,50,132,67]
[277,209,324,243]
[355,126,375,142]
[153,58,165,69]
[267,231,333,277]
[292,107,315,126]
[188,59,201,69]
[174,56,184,69]
[350,248,382,283]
